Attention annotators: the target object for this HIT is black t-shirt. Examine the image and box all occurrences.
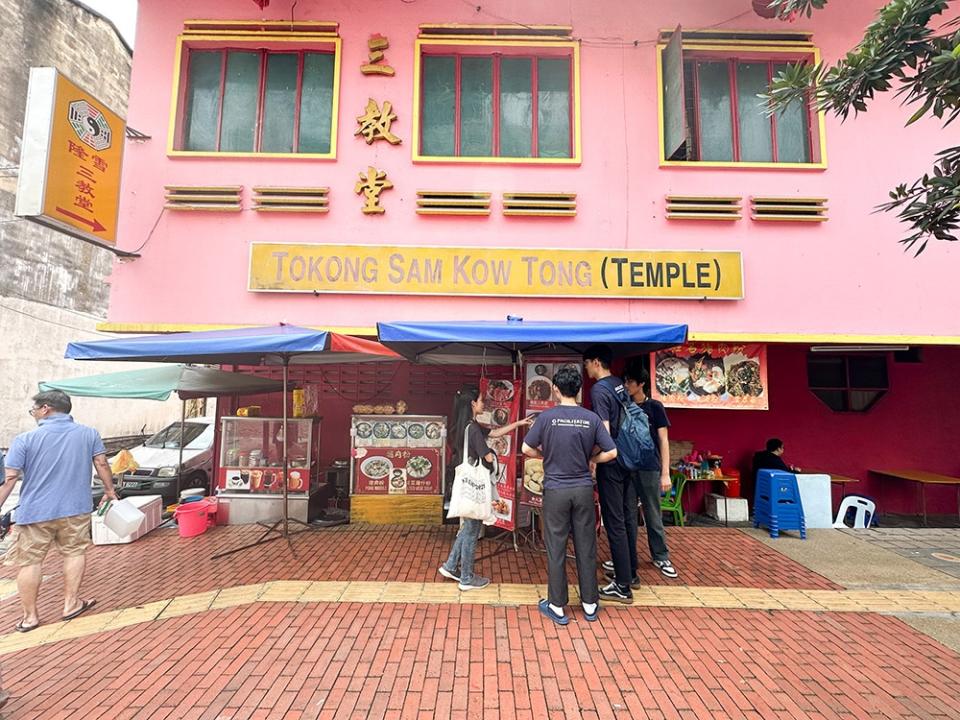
[753,450,791,475]
[638,398,670,471]
[590,375,628,436]
[523,405,615,490]
[466,422,494,471]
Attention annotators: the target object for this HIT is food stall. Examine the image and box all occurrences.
[350,409,446,524]
[215,415,323,524]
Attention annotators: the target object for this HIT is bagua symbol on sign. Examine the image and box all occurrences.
[68,100,112,152]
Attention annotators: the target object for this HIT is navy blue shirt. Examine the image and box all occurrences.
[589,375,628,436]
[524,405,615,490]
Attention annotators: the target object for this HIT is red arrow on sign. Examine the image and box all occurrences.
[55,207,106,233]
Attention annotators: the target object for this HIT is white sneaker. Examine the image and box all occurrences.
[653,560,678,579]
[438,566,460,582]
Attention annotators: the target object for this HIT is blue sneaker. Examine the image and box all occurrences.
[538,599,569,626]
[583,604,599,622]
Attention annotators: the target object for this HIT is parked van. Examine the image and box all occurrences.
[110,418,215,504]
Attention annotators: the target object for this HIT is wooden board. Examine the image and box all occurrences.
[871,469,960,485]
[350,495,443,525]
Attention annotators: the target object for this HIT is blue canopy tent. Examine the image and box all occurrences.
[376,319,689,364]
[64,324,401,555]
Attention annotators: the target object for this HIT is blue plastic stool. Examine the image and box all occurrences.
[753,470,806,539]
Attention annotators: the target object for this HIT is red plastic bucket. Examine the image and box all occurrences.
[174,500,210,538]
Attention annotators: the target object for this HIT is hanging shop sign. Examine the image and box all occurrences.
[651,343,768,410]
[249,243,744,299]
[14,67,125,247]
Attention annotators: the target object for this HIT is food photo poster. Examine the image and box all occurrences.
[651,343,768,410]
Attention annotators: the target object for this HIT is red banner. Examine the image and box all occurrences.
[479,377,521,531]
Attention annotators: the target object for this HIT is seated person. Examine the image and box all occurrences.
[752,438,801,477]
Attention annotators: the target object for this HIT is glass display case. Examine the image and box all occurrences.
[216,416,321,495]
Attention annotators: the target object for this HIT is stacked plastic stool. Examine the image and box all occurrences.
[753,469,806,539]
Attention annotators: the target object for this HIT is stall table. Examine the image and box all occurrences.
[870,469,960,527]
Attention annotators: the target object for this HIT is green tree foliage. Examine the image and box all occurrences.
[763,0,959,255]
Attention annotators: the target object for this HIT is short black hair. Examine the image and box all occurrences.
[32,389,72,414]
[766,438,784,453]
[582,344,612,369]
[552,367,582,399]
[622,365,649,387]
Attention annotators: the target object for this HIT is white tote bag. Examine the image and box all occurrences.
[447,425,495,522]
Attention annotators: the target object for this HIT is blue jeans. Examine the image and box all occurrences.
[442,518,482,583]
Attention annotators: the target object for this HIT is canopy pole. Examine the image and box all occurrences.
[179,399,186,497]
[282,359,290,538]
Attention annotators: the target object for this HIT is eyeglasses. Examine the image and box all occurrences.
[28,405,46,416]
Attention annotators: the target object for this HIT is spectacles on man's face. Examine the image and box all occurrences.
[28,405,47,416]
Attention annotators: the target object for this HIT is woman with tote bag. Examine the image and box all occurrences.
[439,386,530,591]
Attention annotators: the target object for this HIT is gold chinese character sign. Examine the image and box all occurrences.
[361,35,394,76]
[355,166,393,214]
[355,99,401,145]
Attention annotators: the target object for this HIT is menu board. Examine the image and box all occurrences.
[519,357,583,508]
[478,377,521,531]
[354,447,442,494]
[651,343,768,410]
[352,414,445,495]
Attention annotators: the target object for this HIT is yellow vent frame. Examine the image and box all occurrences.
[165,185,242,212]
[502,192,577,217]
[752,196,828,222]
[666,195,742,221]
[252,186,330,213]
[416,190,492,216]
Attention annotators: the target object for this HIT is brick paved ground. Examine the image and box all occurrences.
[0,525,838,630]
[4,601,960,720]
[2,526,958,720]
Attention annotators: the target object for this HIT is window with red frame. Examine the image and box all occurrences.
[180,48,335,154]
[420,54,572,159]
[681,57,813,163]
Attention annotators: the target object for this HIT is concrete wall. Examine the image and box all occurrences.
[0,0,180,444]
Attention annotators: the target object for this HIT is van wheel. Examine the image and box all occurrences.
[182,472,208,496]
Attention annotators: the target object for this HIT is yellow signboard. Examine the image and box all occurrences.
[15,68,125,247]
[249,243,744,299]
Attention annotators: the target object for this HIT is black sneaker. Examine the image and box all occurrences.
[604,569,641,590]
[598,581,633,604]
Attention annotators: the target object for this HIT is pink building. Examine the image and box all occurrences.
[106,0,960,520]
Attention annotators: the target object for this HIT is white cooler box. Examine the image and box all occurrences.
[92,495,163,545]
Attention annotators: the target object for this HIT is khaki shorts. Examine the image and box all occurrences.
[3,514,92,567]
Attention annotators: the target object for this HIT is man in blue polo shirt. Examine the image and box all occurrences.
[0,390,117,632]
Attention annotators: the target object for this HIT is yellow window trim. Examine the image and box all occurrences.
[166,34,342,159]
[97,322,379,336]
[688,333,960,346]
[411,38,582,165]
[656,41,828,170]
[94,324,960,347]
